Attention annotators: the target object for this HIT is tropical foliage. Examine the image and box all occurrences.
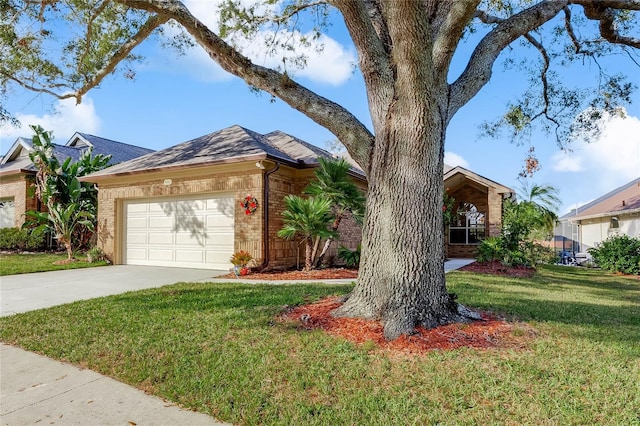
[277,195,336,271]
[303,157,365,268]
[26,126,111,260]
[477,182,560,268]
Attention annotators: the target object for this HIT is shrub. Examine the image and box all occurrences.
[476,237,555,268]
[588,235,640,275]
[338,244,361,268]
[0,228,47,251]
[477,237,504,263]
[86,246,109,263]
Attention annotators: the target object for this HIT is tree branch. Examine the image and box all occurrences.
[117,0,374,171]
[577,1,640,48]
[432,0,480,80]
[563,6,585,54]
[78,1,110,76]
[74,13,169,103]
[329,0,394,139]
[449,1,568,118]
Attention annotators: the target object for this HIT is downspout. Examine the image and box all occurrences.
[257,161,280,271]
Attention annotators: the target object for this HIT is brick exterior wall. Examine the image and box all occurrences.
[446,184,503,258]
[95,163,366,270]
[0,173,38,227]
[96,165,264,265]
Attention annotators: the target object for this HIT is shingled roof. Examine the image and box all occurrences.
[0,132,154,177]
[560,177,640,221]
[83,125,366,180]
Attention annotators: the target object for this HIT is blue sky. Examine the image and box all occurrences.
[1,1,639,215]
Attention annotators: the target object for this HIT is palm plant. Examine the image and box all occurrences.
[303,157,365,268]
[516,180,561,240]
[27,125,111,258]
[277,195,336,271]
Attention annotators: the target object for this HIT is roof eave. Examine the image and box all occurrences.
[571,207,640,222]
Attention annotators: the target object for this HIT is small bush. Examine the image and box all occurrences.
[0,228,47,251]
[476,237,555,268]
[588,235,640,275]
[86,246,109,263]
[338,244,361,268]
[477,237,504,263]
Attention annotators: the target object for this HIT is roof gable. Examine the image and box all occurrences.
[444,166,513,194]
[1,132,154,177]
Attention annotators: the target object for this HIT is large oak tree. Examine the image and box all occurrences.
[2,0,638,339]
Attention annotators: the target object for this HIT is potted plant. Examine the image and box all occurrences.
[230,250,253,277]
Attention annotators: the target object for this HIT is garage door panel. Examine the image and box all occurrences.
[127,217,148,229]
[127,248,148,261]
[149,216,174,228]
[127,203,149,213]
[175,233,207,246]
[148,249,175,261]
[125,194,234,270]
[148,233,174,245]
[176,250,205,263]
[127,233,148,245]
[206,250,232,264]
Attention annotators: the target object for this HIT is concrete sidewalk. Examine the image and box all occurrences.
[1,343,228,425]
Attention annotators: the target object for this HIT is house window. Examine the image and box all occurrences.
[610,217,619,229]
[449,203,486,244]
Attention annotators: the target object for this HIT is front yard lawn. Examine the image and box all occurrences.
[0,265,638,425]
[0,253,109,276]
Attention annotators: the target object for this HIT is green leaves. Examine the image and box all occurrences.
[277,195,335,241]
[25,125,109,259]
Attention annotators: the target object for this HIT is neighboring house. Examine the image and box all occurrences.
[443,165,515,258]
[554,177,640,253]
[0,132,155,228]
[81,125,514,270]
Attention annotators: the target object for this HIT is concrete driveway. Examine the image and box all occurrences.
[0,265,225,317]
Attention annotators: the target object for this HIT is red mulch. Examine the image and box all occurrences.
[278,296,534,356]
[218,267,358,280]
[458,260,536,278]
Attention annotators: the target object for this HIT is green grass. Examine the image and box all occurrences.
[1,266,639,425]
[0,253,109,275]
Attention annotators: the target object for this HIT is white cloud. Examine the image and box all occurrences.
[155,0,355,85]
[0,97,101,153]
[444,152,469,168]
[550,150,583,172]
[551,113,640,180]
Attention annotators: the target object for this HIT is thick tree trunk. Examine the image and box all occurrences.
[333,11,469,337]
[333,124,466,339]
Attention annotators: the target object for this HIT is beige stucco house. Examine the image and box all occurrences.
[0,132,154,228]
[554,177,640,254]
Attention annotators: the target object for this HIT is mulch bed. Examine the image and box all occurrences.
[278,296,534,356]
[458,260,536,278]
[218,267,358,280]
[220,262,534,355]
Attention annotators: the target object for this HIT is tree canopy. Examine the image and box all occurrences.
[2,0,638,339]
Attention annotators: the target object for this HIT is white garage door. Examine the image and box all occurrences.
[0,199,15,229]
[124,194,234,269]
